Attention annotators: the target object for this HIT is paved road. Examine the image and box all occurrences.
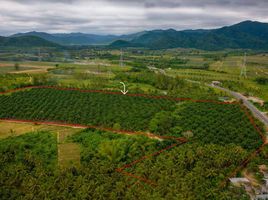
[150,67,268,128]
[209,84,268,127]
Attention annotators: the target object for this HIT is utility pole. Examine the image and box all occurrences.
[38,48,41,62]
[240,52,247,78]
[119,49,124,67]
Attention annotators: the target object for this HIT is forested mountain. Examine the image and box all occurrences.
[0,35,59,47]
[12,32,118,45]
[11,31,144,45]
[4,20,268,50]
[111,21,268,50]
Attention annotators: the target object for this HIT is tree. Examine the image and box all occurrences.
[149,111,173,135]
[14,63,20,71]
[113,123,121,130]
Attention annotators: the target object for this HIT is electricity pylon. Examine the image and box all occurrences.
[119,49,124,67]
[38,48,41,61]
[240,53,247,78]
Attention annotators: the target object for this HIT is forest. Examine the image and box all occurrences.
[0,129,250,200]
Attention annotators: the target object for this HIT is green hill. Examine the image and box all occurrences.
[0,35,60,48]
[111,21,268,50]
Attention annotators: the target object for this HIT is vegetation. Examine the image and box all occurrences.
[0,131,57,169]
[0,129,250,199]
[166,102,263,150]
[0,36,60,48]
[0,88,175,131]
[255,77,268,85]
[14,63,20,71]
[111,21,268,50]
[0,43,267,199]
[0,88,263,151]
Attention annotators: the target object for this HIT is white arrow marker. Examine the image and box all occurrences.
[120,82,128,95]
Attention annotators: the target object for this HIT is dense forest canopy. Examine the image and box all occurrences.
[0,129,250,199]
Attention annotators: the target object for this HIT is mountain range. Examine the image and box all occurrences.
[1,20,268,50]
[0,35,59,48]
[11,31,144,46]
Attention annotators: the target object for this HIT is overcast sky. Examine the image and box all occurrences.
[0,0,268,36]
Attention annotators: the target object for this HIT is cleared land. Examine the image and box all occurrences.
[0,120,82,139]
[58,143,80,168]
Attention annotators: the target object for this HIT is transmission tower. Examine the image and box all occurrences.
[38,48,41,61]
[119,49,124,67]
[240,52,247,78]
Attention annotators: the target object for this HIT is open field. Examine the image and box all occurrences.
[58,143,80,168]
[0,120,82,139]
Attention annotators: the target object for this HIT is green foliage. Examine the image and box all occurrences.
[70,129,167,165]
[255,77,268,85]
[149,111,174,135]
[0,88,262,150]
[0,88,175,131]
[0,129,250,199]
[170,102,263,150]
[113,122,121,130]
[0,131,57,169]
[113,21,268,50]
[0,35,59,48]
[129,143,248,199]
[115,71,219,99]
[251,101,268,112]
[0,74,32,92]
[14,63,20,71]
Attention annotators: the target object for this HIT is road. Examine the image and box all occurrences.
[148,67,268,128]
[209,84,268,127]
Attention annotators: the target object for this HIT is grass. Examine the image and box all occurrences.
[0,66,36,73]
[0,120,83,139]
[58,143,81,168]
[0,120,82,169]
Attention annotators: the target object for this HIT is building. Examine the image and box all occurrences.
[211,81,222,86]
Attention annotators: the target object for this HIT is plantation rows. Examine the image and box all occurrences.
[0,88,263,150]
[0,88,175,131]
[174,102,262,150]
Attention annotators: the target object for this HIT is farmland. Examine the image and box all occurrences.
[0,47,267,199]
[0,128,250,199]
[0,87,263,150]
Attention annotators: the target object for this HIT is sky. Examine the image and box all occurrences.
[0,0,268,36]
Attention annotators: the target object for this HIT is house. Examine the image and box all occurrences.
[255,194,268,200]
[212,81,222,86]
[229,178,250,185]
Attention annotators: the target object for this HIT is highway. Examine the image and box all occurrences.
[209,84,268,127]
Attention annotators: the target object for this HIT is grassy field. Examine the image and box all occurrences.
[0,120,82,139]
[58,143,80,168]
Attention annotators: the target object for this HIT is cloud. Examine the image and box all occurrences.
[0,0,267,35]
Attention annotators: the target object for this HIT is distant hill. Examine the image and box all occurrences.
[11,31,148,46]
[0,35,59,48]
[6,20,268,50]
[111,21,268,50]
[12,32,133,45]
[109,40,141,48]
